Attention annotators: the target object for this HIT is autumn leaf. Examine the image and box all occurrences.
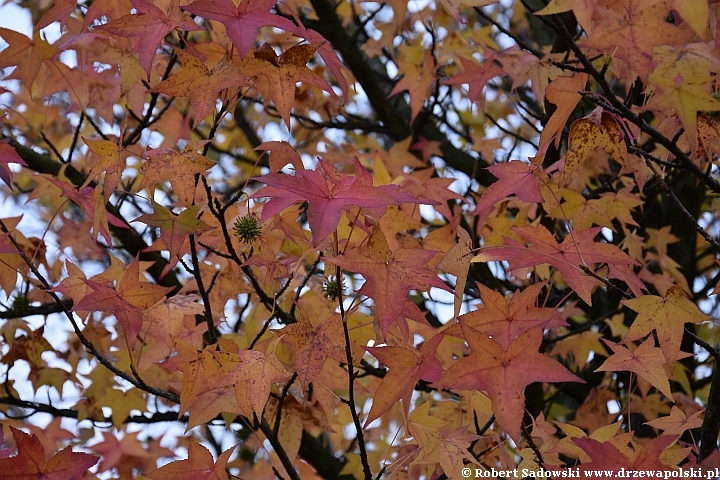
[161,339,241,428]
[325,228,453,338]
[534,73,589,161]
[0,29,57,90]
[34,0,77,32]
[91,431,172,475]
[562,109,628,183]
[256,140,304,173]
[581,3,691,83]
[145,440,235,480]
[534,0,600,33]
[364,334,443,426]
[595,338,687,399]
[472,160,544,214]
[645,405,704,435]
[239,43,334,128]
[274,312,348,388]
[438,226,473,318]
[433,322,584,441]
[0,427,98,480]
[646,45,720,157]
[73,257,171,348]
[473,225,638,304]
[442,54,507,106]
[407,402,481,479]
[135,202,212,276]
[211,337,292,419]
[0,141,28,188]
[444,282,565,349]
[81,137,124,200]
[400,167,465,223]
[43,178,126,246]
[252,158,431,247]
[622,285,709,364]
[149,48,247,125]
[138,140,215,207]
[388,48,436,120]
[96,0,200,75]
[183,0,296,59]
[573,435,680,472]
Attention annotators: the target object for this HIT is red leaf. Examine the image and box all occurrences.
[0,427,97,480]
[473,160,544,214]
[252,158,432,247]
[183,0,296,58]
[444,282,566,349]
[97,0,201,75]
[324,228,453,337]
[364,334,443,426]
[433,322,584,442]
[473,225,638,304]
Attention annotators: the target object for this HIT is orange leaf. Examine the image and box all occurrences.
[438,226,473,318]
[622,285,708,364]
[364,334,443,426]
[534,73,589,160]
[595,338,685,398]
[433,322,583,441]
[325,228,453,338]
[146,441,234,480]
[562,109,628,183]
[138,140,215,207]
[445,282,565,349]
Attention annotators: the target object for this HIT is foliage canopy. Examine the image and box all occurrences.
[1,0,720,478]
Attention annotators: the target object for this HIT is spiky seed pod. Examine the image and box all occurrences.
[11,294,30,314]
[233,215,261,243]
[323,276,344,301]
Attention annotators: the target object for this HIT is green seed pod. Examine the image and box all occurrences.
[233,215,261,243]
[11,294,30,314]
[323,276,344,301]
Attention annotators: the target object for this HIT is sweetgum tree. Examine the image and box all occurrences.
[0,0,720,478]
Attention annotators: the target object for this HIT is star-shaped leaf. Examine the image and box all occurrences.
[81,137,125,201]
[364,334,443,426]
[146,440,235,480]
[239,43,334,128]
[252,158,430,247]
[324,228,453,338]
[443,53,507,105]
[138,140,215,207]
[433,322,584,441]
[135,202,211,276]
[644,405,704,435]
[274,313,348,388]
[212,338,291,418]
[622,285,709,364]
[96,0,200,75]
[472,160,544,214]
[596,338,688,399]
[0,427,98,480]
[149,48,247,125]
[183,0,296,58]
[473,225,638,304]
[0,28,57,90]
[73,257,171,347]
[445,282,565,349]
[573,435,680,473]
